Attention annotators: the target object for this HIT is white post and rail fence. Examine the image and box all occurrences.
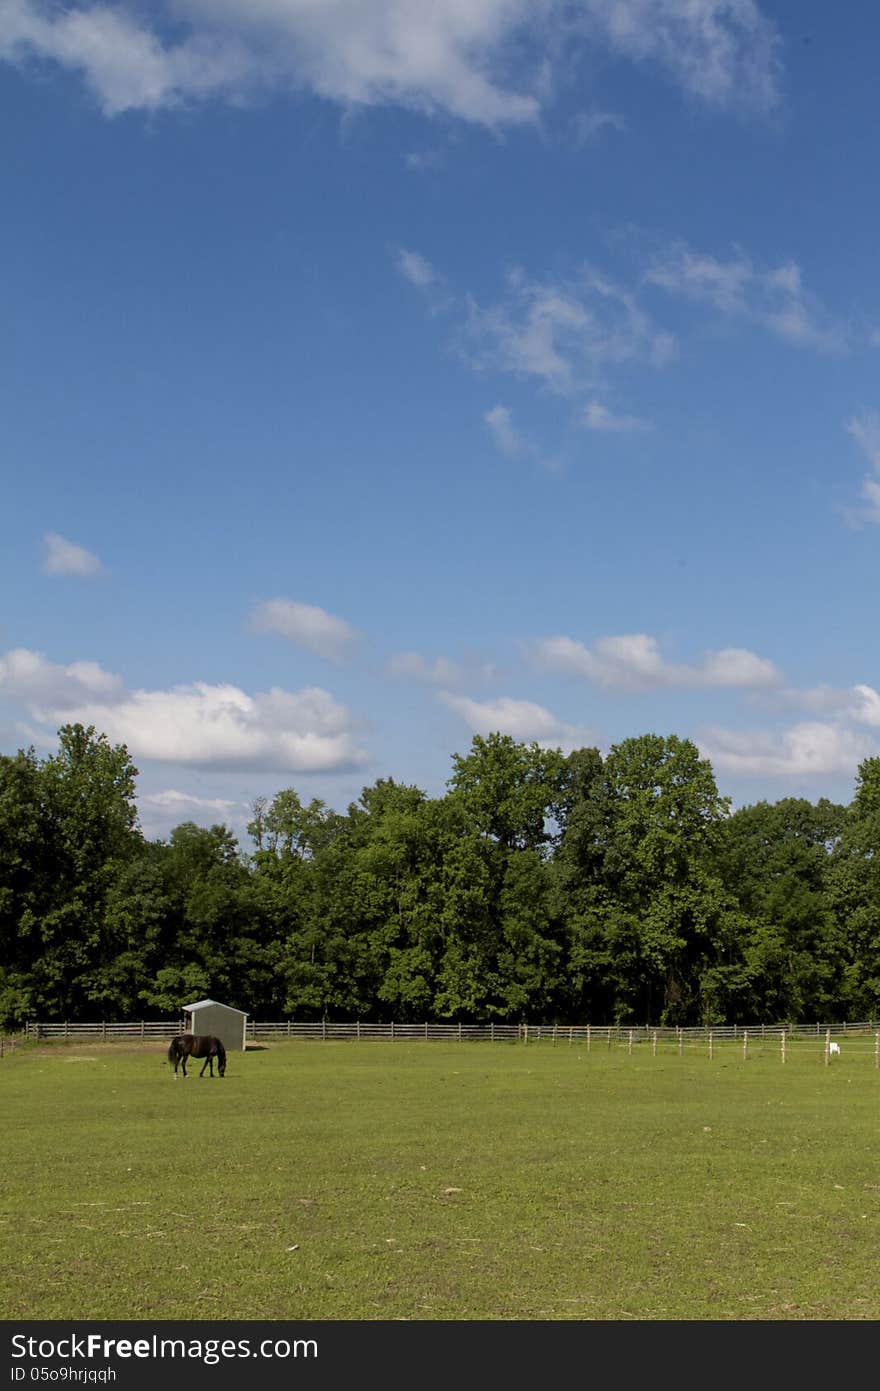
[9,1017,880,1063]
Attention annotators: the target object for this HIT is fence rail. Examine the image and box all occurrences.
[23,1018,879,1044]
[25,1020,183,1040]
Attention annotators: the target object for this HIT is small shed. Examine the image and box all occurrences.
[182,998,248,1052]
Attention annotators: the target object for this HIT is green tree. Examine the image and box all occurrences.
[0,747,48,1025]
[3,725,142,1023]
[556,734,734,1025]
[447,732,568,854]
[137,821,280,1016]
[714,797,846,1020]
[828,759,880,1017]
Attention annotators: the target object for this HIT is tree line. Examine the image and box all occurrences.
[1,722,878,1030]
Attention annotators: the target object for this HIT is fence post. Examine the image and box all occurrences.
[781,1029,786,1064]
[875,1030,879,1069]
[322,1018,326,1041]
[65,1021,69,1038]
[491,1022,495,1043]
[824,1027,830,1066]
[587,1024,591,1052]
[708,1031,713,1061]
[743,1029,748,1062]
[678,1027,683,1057]
[652,1031,657,1056]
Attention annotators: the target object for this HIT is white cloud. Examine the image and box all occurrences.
[439,690,591,748]
[462,265,674,395]
[699,721,875,778]
[787,681,880,729]
[0,646,125,706]
[0,1,782,123]
[531,632,782,690]
[136,787,245,838]
[0,2,253,114]
[646,243,845,351]
[583,400,651,432]
[848,413,880,470]
[845,413,880,524]
[42,532,104,577]
[484,403,524,456]
[572,108,626,143]
[0,0,542,124]
[0,647,368,773]
[387,651,498,687]
[405,149,443,172]
[851,684,880,727]
[139,788,240,817]
[387,652,465,686]
[397,248,438,289]
[250,597,357,661]
[576,0,780,114]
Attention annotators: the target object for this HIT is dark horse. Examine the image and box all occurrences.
[167,1033,226,1078]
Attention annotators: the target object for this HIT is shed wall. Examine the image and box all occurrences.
[184,1004,247,1052]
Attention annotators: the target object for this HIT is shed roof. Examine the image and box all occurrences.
[183,998,249,1017]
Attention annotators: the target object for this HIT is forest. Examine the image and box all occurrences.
[1,722,878,1031]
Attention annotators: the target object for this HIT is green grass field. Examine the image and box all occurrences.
[3,1036,879,1320]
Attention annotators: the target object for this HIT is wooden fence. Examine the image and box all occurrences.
[22,1017,880,1049]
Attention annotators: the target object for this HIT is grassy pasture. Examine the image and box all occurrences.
[3,1036,880,1321]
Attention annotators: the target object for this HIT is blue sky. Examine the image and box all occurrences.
[3,0,880,841]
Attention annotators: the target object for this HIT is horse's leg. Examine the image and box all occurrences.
[181,1054,187,1078]
[200,1056,211,1077]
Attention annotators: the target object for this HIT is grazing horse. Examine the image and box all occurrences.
[167,1033,227,1078]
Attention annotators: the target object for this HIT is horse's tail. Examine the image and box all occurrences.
[167,1038,179,1064]
[216,1038,227,1072]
